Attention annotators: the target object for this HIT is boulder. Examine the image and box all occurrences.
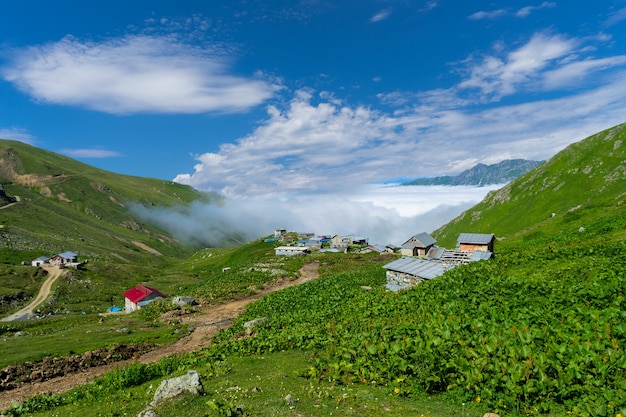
[147,370,204,409]
[172,296,196,307]
[243,317,267,335]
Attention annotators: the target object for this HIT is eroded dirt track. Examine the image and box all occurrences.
[1,266,65,322]
[0,261,319,410]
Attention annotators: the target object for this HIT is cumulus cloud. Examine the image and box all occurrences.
[1,35,277,114]
[175,31,626,198]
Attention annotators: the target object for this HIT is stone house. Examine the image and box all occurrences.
[383,257,450,291]
[456,233,495,252]
[400,232,437,257]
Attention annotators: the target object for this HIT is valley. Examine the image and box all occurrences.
[0,123,625,416]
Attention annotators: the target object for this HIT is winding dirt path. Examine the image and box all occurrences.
[1,266,65,322]
[0,261,320,410]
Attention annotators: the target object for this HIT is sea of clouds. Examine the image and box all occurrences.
[131,183,502,247]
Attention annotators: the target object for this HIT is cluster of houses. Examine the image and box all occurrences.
[384,232,494,291]
[30,251,83,268]
[272,229,371,255]
[271,228,495,292]
[28,231,494,315]
[30,251,166,314]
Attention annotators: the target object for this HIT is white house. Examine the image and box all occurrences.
[275,246,310,256]
[123,285,166,313]
[31,256,49,267]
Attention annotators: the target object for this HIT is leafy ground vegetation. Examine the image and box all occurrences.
[2,208,625,416]
[1,123,625,416]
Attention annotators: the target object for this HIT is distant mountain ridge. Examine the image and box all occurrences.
[402,159,544,186]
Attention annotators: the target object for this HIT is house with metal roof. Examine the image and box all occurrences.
[400,232,437,257]
[383,257,452,291]
[31,256,49,267]
[385,231,495,291]
[49,251,79,267]
[456,233,495,252]
[427,247,493,264]
[275,246,310,256]
[123,284,166,313]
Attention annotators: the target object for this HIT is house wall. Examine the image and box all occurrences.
[125,298,139,313]
[385,270,424,289]
[275,248,309,256]
[124,295,163,313]
[459,243,491,252]
[400,245,432,257]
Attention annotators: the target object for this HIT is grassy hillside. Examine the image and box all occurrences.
[2,123,626,416]
[432,123,626,248]
[0,139,222,263]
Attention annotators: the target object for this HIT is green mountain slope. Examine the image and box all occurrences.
[0,139,219,263]
[433,123,626,247]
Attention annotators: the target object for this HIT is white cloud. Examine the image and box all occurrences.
[422,1,438,12]
[132,184,499,247]
[0,128,35,144]
[458,33,578,99]
[60,148,123,158]
[1,35,277,114]
[370,9,391,23]
[468,9,507,20]
[542,55,626,89]
[604,6,626,27]
[175,32,626,199]
[516,2,556,18]
[469,2,555,20]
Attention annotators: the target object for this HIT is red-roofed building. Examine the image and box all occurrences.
[123,285,166,313]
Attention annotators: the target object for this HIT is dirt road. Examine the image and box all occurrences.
[1,265,65,322]
[0,261,320,409]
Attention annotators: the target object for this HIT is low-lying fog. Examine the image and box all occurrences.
[131,184,503,247]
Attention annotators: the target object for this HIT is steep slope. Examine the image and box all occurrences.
[433,123,626,247]
[0,139,220,262]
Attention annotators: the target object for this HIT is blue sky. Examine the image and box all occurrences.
[2,1,626,242]
[1,0,626,196]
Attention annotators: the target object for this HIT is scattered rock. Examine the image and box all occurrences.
[484,413,500,417]
[172,296,196,307]
[360,286,372,291]
[148,370,204,409]
[244,317,267,335]
[284,394,294,406]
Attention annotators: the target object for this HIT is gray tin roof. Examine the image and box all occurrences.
[402,232,437,248]
[383,257,450,280]
[457,233,494,244]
